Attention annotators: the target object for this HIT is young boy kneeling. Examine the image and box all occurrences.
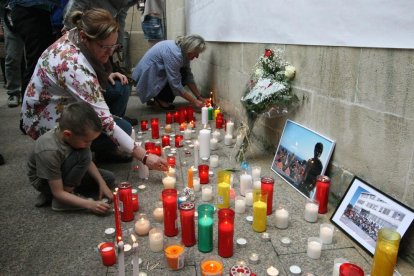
[28,102,114,215]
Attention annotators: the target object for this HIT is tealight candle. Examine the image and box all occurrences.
[193,176,201,192]
[162,176,176,189]
[164,124,172,133]
[200,256,223,276]
[210,138,218,150]
[202,185,213,201]
[304,200,319,223]
[236,238,247,248]
[149,227,164,252]
[123,243,132,256]
[134,213,151,236]
[307,237,322,259]
[235,196,246,214]
[104,227,115,239]
[153,201,164,222]
[224,134,233,146]
[209,155,219,168]
[164,241,186,270]
[249,253,260,264]
[266,266,279,276]
[274,205,289,229]
[320,223,334,244]
[245,189,253,206]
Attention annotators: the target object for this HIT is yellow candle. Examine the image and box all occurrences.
[216,182,230,209]
[371,228,401,276]
[201,259,223,276]
[252,200,267,232]
[213,108,221,119]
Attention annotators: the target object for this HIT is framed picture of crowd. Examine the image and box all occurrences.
[331,176,414,255]
[271,120,336,198]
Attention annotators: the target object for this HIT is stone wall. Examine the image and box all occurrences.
[127,1,414,262]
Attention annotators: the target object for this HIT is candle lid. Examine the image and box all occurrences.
[289,265,302,275]
[236,238,247,247]
[316,175,331,183]
[118,182,132,189]
[230,264,252,276]
[245,215,253,223]
[104,227,115,237]
[138,184,146,190]
[280,237,291,246]
[179,201,195,210]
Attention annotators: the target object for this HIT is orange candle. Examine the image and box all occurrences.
[164,244,185,270]
[200,258,223,276]
[188,167,194,188]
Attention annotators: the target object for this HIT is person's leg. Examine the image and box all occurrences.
[75,169,116,198]
[103,80,130,117]
[154,84,176,104]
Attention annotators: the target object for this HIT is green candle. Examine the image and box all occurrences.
[208,107,213,120]
[197,204,214,252]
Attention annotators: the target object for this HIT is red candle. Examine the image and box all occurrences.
[99,242,116,266]
[153,142,162,156]
[198,164,209,184]
[187,106,194,122]
[178,109,186,124]
[118,182,134,222]
[162,189,178,237]
[218,208,235,258]
[179,202,196,247]
[140,120,148,131]
[166,112,173,124]
[339,263,364,276]
[215,115,223,129]
[112,189,122,242]
[315,175,330,214]
[144,141,155,153]
[173,111,179,123]
[261,176,275,215]
[132,192,139,212]
[151,118,159,139]
[175,135,184,148]
[167,155,176,167]
[162,135,170,147]
[179,122,187,131]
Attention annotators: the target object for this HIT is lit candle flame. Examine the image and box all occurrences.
[131,234,137,243]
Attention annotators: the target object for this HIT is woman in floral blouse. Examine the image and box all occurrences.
[21,8,168,171]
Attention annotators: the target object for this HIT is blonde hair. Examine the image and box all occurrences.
[70,8,118,41]
[176,34,206,55]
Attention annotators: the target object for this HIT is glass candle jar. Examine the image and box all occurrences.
[151,117,159,139]
[164,239,186,270]
[162,189,178,237]
[339,263,364,276]
[140,119,148,131]
[166,112,173,124]
[200,256,224,276]
[304,199,319,223]
[179,202,196,247]
[216,170,231,209]
[134,213,151,236]
[261,176,274,215]
[274,205,289,229]
[252,190,267,233]
[197,204,214,253]
[99,242,116,266]
[175,134,184,148]
[167,155,176,167]
[118,182,134,222]
[371,228,401,276]
[149,227,164,252]
[162,135,171,147]
[198,164,209,184]
[218,208,235,258]
[315,175,330,214]
[131,189,139,212]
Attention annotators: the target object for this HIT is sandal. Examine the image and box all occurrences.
[154,99,175,110]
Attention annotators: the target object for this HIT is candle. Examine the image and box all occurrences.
[197,204,214,252]
[187,167,194,188]
[117,241,125,276]
[304,200,319,222]
[166,112,173,124]
[175,134,184,147]
[266,266,279,276]
[261,176,274,215]
[167,155,176,167]
[371,228,401,276]
[213,107,221,119]
[179,202,196,247]
[153,201,164,222]
[167,166,176,177]
[239,172,252,196]
[151,118,159,139]
[134,213,151,236]
[224,134,233,146]
[184,128,192,140]
[226,120,234,137]
[194,140,199,168]
[140,120,148,131]
[202,185,213,201]
[198,164,209,184]
[320,223,334,244]
[118,182,134,222]
[149,227,164,252]
[252,166,261,181]
[209,155,219,168]
[332,258,348,276]
[212,129,221,141]
[253,180,261,190]
[164,124,172,133]
[245,189,253,206]
[104,227,115,239]
[200,257,223,276]
[193,176,201,192]
[131,235,139,276]
[162,175,176,189]
[173,111,179,123]
[207,106,213,120]
[216,181,230,209]
[162,189,178,237]
[252,192,267,232]
[307,237,322,259]
[201,106,208,125]
[315,175,331,214]
[249,253,260,265]
[235,196,246,214]
[162,135,170,147]
[218,208,235,258]
[339,263,364,276]
[164,242,186,270]
[179,122,187,131]
[113,189,122,242]
[199,128,211,160]
[210,138,218,150]
[99,242,116,266]
[132,191,139,212]
[235,134,243,147]
[274,206,289,229]
[130,128,136,141]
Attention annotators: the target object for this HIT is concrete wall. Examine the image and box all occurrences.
[127,0,414,261]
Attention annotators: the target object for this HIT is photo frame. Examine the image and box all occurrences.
[331,176,414,255]
[271,120,336,198]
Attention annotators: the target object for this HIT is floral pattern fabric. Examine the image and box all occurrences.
[21,32,134,152]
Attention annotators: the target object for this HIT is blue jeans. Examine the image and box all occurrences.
[104,80,131,117]
[142,15,164,41]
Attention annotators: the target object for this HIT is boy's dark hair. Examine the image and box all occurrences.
[59,102,102,136]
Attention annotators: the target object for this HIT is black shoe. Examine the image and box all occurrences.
[146,99,155,106]
[154,99,175,110]
[35,193,52,207]
[95,150,133,163]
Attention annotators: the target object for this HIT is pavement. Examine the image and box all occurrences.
[0,86,413,275]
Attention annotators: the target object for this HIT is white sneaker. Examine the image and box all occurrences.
[7,95,19,108]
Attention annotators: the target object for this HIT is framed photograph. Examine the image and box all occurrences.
[271,120,336,198]
[331,176,414,255]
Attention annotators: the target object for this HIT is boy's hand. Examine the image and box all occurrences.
[90,200,111,215]
[99,184,113,202]
[146,154,169,171]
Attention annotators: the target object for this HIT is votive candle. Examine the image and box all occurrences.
[307,237,322,259]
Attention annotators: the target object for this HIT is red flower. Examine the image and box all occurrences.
[264,49,272,57]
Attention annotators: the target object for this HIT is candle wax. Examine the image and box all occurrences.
[164,244,185,270]
[218,221,234,258]
[198,216,214,252]
[252,200,267,232]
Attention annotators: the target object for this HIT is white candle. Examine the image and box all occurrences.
[320,223,334,244]
[249,253,260,264]
[130,128,136,141]
[212,129,221,141]
[136,160,149,180]
[149,228,164,252]
[245,189,253,206]
[193,177,201,192]
[131,235,139,276]
[199,128,211,160]
[235,196,246,214]
[118,241,125,276]
[194,140,199,168]
[226,120,234,137]
[307,238,322,259]
[304,200,319,222]
[134,214,151,236]
[201,185,213,201]
[209,155,219,168]
[253,180,261,190]
[210,138,218,150]
[162,176,176,189]
[252,166,261,181]
[332,258,348,276]
[239,172,253,196]
[183,128,192,140]
[224,134,233,146]
[201,106,208,125]
[152,203,164,222]
[236,134,244,146]
[266,266,279,276]
[274,206,289,229]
